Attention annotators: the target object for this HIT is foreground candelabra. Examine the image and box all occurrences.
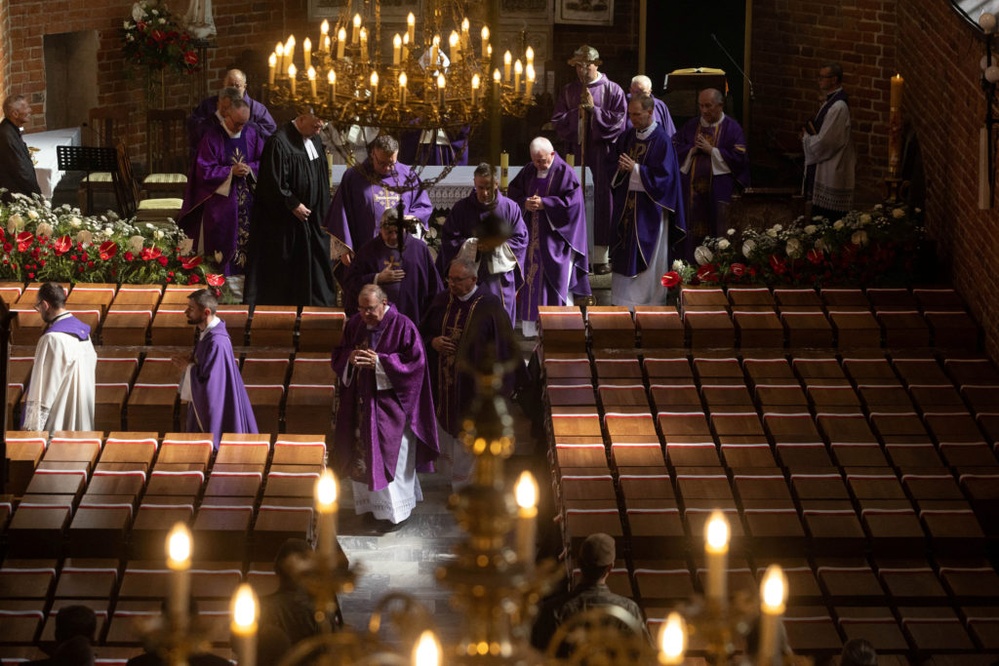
[265,0,536,173]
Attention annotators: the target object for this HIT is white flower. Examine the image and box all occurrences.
[694,246,714,265]
[124,21,130,29]
[154,229,165,240]
[146,223,155,230]
[178,238,194,256]
[717,239,730,250]
[785,238,803,258]
[27,209,39,220]
[35,222,53,238]
[892,208,906,219]
[804,225,817,235]
[772,224,783,232]
[672,259,685,272]
[127,235,145,253]
[766,227,778,238]
[833,220,845,231]
[859,214,872,226]
[7,213,24,233]
[742,239,756,257]
[104,226,114,236]
[76,230,93,246]
[727,228,736,236]
[851,230,869,247]
[70,217,82,228]
[815,239,828,252]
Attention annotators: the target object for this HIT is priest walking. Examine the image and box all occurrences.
[331,284,439,533]
[176,289,258,449]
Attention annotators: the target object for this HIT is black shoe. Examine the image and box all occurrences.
[375,517,409,533]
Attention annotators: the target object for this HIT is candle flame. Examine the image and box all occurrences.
[308,66,316,81]
[287,63,297,78]
[321,19,329,35]
[268,53,277,67]
[353,13,362,28]
[413,630,442,666]
[275,43,284,56]
[399,72,408,87]
[316,469,337,510]
[231,584,258,634]
[449,31,459,48]
[493,68,501,83]
[658,612,686,664]
[526,64,536,82]
[515,59,523,74]
[303,37,311,50]
[328,70,336,85]
[338,27,346,41]
[481,26,490,40]
[437,73,446,90]
[394,33,402,48]
[471,74,480,89]
[371,71,380,87]
[761,564,788,613]
[407,12,415,27]
[504,50,512,65]
[515,471,538,509]
[166,522,192,568]
[705,510,730,551]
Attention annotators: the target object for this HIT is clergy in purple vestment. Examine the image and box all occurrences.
[610,95,685,308]
[551,45,627,274]
[674,88,750,257]
[331,284,439,530]
[325,134,434,271]
[627,75,677,137]
[435,163,528,325]
[178,99,264,276]
[343,208,444,323]
[509,137,591,338]
[188,69,277,158]
[176,289,258,449]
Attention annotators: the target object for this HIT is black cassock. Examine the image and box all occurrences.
[0,118,42,200]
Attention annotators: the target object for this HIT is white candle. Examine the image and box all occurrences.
[514,59,523,94]
[315,469,338,561]
[449,31,460,63]
[437,73,446,110]
[268,53,276,85]
[481,26,490,60]
[308,66,317,99]
[399,72,407,108]
[287,64,297,97]
[393,34,402,66]
[231,584,258,666]
[525,45,534,68]
[430,35,440,72]
[359,27,368,62]
[461,18,470,50]
[337,27,346,59]
[325,35,331,52]
[503,51,512,82]
[371,71,380,107]
[493,68,501,101]
[413,630,442,666]
[285,35,295,66]
[407,12,416,45]
[704,510,729,609]
[525,64,535,99]
[275,43,284,75]
[320,19,329,50]
[166,522,192,634]
[515,472,538,571]
[303,38,312,70]
[328,70,336,100]
[758,565,788,666]
[402,33,410,62]
[471,74,480,107]
[658,612,686,665]
[352,14,361,44]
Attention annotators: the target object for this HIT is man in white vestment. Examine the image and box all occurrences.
[22,283,97,432]
[802,62,856,220]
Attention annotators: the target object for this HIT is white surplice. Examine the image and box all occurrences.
[22,319,98,432]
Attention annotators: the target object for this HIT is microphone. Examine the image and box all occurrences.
[711,33,754,100]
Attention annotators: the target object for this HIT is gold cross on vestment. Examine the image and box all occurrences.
[383,256,402,271]
[374,188,400,209]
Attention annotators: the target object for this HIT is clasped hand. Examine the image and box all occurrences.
[525,195,544,212]
[617,153,635,172]
[350,348,378,368]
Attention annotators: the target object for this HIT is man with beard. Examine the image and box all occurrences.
[435,163,528,325]
[175,288,258,449]
[509,137,590,338]
[330,284,439,532]
[22,283,97,432]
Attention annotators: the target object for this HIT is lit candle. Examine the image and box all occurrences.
[325,35,331,51]
[268,52,277,85]
[493,68,501,101]
[407,12,416,45]
[658,612,686,666]
[449,31,460,63]
[285,35,295,66]
[413,630,442,666]
[500,150,509,169]
[337,27,346,60]
[487,44,492,60]
[503,50,512,82]
[308,66,317,99]
[352,13,361,44]
[166,522,192,634]
[275,43,285,75]
[287,63,297,97]
[526,45,534,68]
[471,74,480,107]
[525,64,535,99]
[320,19,329,50]
[315,469,338,561]
[398,72,408,108]
[757,565,788,666]
[461,18,470,49]
[359,27,368,62]
[231,584,258,666]
[704,510,730,609]
[371,70,380,107]
[303,37,312,70]
[889,73,904,178]
[430,35,440,72]
[393,34,402,66]
[328,70,336,100]
[514,59,523,94]
[481,26,490,60]
[437,73,446,110]
[515,472,538,570]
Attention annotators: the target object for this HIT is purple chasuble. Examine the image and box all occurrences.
[436,190,528,324]
[420,289,517,438]
[674,115,750,247]
[343,235,444,324]
[331,307,439,492]
[626,95,677,138]
[551,76,628,246]
[610,123,686,277]
[325,160,434,253]
[186,319,258,449]
[508,153,591,324]
[179,123,264,275]
[188,93,277,157]
[45,313,91,340]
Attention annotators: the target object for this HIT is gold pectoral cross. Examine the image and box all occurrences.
[374,188,400,209]
[629,142,648,162]
[383,255,402,271]
[230,147,246,166]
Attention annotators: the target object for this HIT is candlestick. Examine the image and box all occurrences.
[503,51,512,82]
[303,38,312,70]
[471,74,480,107]
[514,59,523,95]
[371,71,380,107]
[337,27,346,59]
[287,64,297,97]
[275,43,284,75]
[359,27,368,62]
[308,66,317,99]
[515,472,538,570]
[658,612,686,666]
[393,34,402,66]
[758,565,788,666]
[231,584,258,666]
[481,26,490,60]
[166,522,192,634]
[399,72,407,108]
[449,31,460,63]
[328,70,336,101]
[704,510,730,609]
[352,13,361,45]
[407,12,416,44]
[315,469,338,561]
[268,53,276,85]
[320,19,329,50]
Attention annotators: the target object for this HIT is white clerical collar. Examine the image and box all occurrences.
[586,73,603,85]
[199,315,221,339]
[215,109,226,124]
[699,112,726,129]
[223,124,242,139]
[536,167,550,178]
[458,285,479,302]
[367,304,392,329]
[635,121,658,140]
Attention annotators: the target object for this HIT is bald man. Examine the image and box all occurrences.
[627,75,676,137]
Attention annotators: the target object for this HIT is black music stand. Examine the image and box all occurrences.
[57,145,118,215]
[663,67,729,122]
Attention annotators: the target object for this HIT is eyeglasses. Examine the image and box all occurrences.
[359,302,386,313]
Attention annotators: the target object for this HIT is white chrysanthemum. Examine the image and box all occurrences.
[773,224,783,232]
[672,259,685,272]
[178,238,194,256]
[785,238,803,258]
[727,228,736,236]
[693,246,714,265]
[131,2,146,21]
[833,220,845,231]
[766,227,778,238]
[70,216,82,228]
[851,230,869,247]
[804,225,817,235]
[742,239,756,257]
[27,209,39,220]
[146,223,155,230]
[717,239,730,250]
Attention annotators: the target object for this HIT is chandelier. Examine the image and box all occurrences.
[265,0,536,170]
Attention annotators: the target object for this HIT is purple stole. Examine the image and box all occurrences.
[805,89,849,194]
[433,292,485,437]
[45,313,91,340]
[519,173,550,318]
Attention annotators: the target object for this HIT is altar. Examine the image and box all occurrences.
[24,126,83,198]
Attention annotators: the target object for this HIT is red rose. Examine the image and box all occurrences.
[53,235,72,256]
[206,274,226,288]
[181,255,203,270]
[3,243,12,253]
[660,271,681,289]
[99,241,118,261]
[729,263,746,278]
[16,231,34,253]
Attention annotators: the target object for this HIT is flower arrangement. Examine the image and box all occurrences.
[668,204,924,289]
[122,0,199,74]
[0,193,222,288]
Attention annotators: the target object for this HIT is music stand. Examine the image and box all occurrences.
[663,67,729,121]
[57,145,118,215]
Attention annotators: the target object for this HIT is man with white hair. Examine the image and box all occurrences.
[627,75,676,137]
[0,94,42,199]
[188,68,277,155]
[508,136,591,337]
